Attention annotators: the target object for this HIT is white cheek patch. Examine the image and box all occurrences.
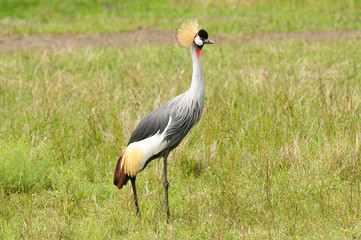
[194,36,203,46]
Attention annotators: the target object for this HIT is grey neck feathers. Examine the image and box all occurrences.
[187,43,205,106]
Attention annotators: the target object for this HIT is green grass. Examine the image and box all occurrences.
[1,0,361,34]
[1,0,361,238]
[0,37,360,238]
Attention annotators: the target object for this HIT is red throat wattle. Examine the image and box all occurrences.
[196,48,202,57]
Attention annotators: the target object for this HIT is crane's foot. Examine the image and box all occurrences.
[166,212,170,224]
[136,209,142,218]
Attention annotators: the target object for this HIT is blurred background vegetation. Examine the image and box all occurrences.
[1,0,361,34]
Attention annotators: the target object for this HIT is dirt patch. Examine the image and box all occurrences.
[1,28,360,52]
[0,28,174,52]
[242,29,361,41]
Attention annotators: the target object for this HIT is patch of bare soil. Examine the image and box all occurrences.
[0,28,360,52]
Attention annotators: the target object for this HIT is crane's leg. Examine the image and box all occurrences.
[163,153,170,223]
[131,177,141,217]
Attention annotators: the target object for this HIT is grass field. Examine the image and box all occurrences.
[1,0,361,239]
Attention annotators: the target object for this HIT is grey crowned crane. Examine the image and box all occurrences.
[113,19,214,222]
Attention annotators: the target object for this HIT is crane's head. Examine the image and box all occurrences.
[177,18,214,57]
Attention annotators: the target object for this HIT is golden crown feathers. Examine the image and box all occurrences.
[176,18,200,47]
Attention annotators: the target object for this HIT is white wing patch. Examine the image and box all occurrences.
[128,117,172,170]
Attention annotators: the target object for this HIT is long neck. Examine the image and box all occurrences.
[188,43,205,100]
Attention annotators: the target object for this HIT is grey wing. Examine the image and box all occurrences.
[128,104,171,145]
[128,96,203,151]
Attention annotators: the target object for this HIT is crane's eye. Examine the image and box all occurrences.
[194,35,203,46]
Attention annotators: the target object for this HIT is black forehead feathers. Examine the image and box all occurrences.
[198,29,208,39]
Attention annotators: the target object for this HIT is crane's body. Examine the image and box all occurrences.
[113,19,213,222]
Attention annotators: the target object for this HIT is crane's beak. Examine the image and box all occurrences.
[203,39,215,44]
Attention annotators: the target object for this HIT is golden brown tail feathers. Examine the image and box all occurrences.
[113,151,130,189]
